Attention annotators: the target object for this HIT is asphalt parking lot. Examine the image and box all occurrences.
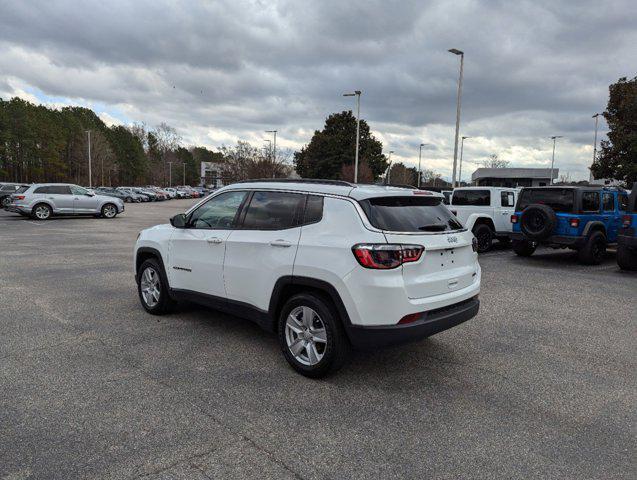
[1,200,635,480]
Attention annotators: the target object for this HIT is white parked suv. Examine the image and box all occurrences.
[449,187,520,252]
[134,180,481,377]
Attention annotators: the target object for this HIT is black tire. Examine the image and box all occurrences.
[31,203,52,220]
[0,195,10,208]
[617,245,637,271]
[520,204,558,240]
[137,258,175,314]
[278,292,350,378]
[513,239,537,257]
[578,230,607,265]
[101,203,118,219]
[125,196,133,203]
[472,224,493,253]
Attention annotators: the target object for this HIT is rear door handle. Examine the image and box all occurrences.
[270,239,292,248]
[207,237,223,244]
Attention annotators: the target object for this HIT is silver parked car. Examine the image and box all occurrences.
[4,183,125,220]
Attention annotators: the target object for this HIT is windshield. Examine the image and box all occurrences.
[517,188,574,213]
[359,196,463,232]
[15,185,29,194]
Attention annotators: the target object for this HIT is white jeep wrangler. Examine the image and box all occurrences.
[449,187,520,252]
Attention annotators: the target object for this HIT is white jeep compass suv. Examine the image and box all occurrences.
[134,179,481,377]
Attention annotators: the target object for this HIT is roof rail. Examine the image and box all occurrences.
[234,178,355,187]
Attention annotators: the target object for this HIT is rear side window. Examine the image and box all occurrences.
[517,189,574,213]
[581,192,600,212]
[15,185,29,194]
[241,191,305,230]
[451,190,491,206]
[34,186,50,194]
[303,195,324,225]
[501,191,515,207]
[359,196,463,232]
[602,193,614,212]
[49,185,71,195]
[619,194,629,212]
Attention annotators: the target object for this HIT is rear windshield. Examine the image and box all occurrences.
[517,189,574,213]
[15,185,30,194]
[451,190,491,206]
[359,196,463,232]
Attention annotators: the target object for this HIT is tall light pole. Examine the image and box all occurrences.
[168,161,173,187]
[458,136,471,186]
[183,162,186,185]
[86,130,92,188]
[550,136,563,184]
[417,143,429,188]
[448,48,464,187]
[386,150,394,184]
[591,113,601,182]
[343,90,362,183]
[265,130,277,162]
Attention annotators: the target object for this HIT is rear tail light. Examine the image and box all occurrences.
[510,214,518,223]
[570,218,580,228]
[352,244,424,269]
[14,195,25,200]
[623,215,632,228]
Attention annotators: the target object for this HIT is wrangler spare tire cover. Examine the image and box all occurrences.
[520,204,557,240]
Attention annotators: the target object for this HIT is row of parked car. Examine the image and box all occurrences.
[446,184,636,271]
[93,185,211,203]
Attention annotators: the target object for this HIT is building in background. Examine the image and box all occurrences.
[471,168,558,187]
[200,161,227,188]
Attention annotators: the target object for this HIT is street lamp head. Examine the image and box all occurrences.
[343,91,361,97]
[462,136,470,140]
[389,150,395,154]
[354,90,361,95]
[448,48,464,55]
[551,135,563,140]
[592,113,601,118]
[265,130,277,133]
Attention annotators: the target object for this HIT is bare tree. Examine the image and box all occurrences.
[481,154,510,169]
[221,141,292,183]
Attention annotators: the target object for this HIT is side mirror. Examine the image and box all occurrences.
[170,213,187,228]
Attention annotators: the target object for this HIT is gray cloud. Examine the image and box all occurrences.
[0,0,634,180]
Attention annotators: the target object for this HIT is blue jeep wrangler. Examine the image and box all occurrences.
[617,183,637,271]
[509,186,631,265]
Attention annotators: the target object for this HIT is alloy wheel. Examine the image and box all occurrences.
[140,267,161,308]
[285,306,327,366]
[35,205,50,219]
[103,205,117,218]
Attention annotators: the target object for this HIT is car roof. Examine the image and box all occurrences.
[221,180,444,200]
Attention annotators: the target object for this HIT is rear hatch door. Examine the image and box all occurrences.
[359,194,478,299]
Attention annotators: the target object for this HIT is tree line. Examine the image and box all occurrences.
[0,97,291,187]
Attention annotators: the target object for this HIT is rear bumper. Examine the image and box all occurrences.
[509,232,586,248]
[4,204,31,214]
[345,297,479,350]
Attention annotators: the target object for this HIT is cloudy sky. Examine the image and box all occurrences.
[1,0,635,181]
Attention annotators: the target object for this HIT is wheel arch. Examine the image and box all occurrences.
[582,221,606,237]
[268,276,352,334]
[469,215,495,232]
[135,247,167,277]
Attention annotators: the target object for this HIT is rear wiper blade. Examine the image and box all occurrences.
[418,224,447,232]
